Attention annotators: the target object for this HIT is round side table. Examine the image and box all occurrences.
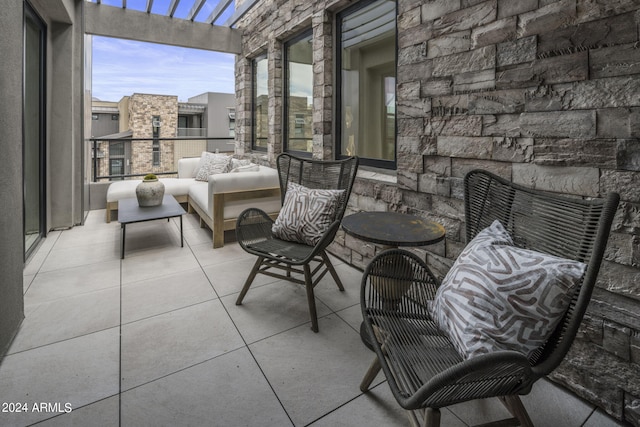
[342,211,446,350]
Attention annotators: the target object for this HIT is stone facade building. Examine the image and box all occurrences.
[234,0,640,423]
[128,93,179,176]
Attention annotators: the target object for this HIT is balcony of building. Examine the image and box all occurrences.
[2,0,640,426]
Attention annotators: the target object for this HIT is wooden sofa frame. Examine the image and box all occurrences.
[188,187,280,248]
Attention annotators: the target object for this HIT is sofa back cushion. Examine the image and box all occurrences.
[177,157,201,179]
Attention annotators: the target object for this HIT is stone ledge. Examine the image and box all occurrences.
[356,168,397,184]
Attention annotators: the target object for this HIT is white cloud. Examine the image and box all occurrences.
[91,36,235,102]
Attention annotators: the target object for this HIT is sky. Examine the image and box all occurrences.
[91,36,236,102]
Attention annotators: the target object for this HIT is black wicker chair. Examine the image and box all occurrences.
[359,169,619,427]
[235,153,359,332]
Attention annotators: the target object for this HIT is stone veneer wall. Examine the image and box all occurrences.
[235,0,640,423]
[128,93,178,175]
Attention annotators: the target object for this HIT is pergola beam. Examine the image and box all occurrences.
[166,0,180,17]
[85,1,241,54]
[223,0,258,27]
[205,0,232,25]
[186,0,207,21]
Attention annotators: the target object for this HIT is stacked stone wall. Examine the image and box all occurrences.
[128,93,178,176]
[236,0,640,423]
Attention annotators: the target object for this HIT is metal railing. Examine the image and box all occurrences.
[88,137,234,182]
[177,127,207,137]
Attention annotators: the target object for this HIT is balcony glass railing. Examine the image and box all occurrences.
[88,137,233,182]
[177,127,207,137]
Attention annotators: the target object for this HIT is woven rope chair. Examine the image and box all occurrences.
[360,169,619,427]
[235,153,358,332]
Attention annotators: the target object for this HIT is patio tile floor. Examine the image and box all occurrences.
[0,209,629,426]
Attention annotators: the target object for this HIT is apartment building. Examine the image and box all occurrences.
[91,92,235,180]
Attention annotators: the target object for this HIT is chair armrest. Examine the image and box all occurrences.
[403,351,533,410]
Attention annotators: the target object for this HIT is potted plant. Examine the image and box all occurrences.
[135,173,165,207]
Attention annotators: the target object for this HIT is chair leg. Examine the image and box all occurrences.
[320,250,344,291]
[304,264,319,332]
[408,408,440,427]
[425,408,441,427]
[359,356,381,392]
[236,256,264,305]
[499,395,534,427]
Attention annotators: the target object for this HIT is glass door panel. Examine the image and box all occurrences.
[24,4,46,259]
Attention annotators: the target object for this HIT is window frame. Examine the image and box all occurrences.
[251,53,268,152]
[336,0,398,170]
[283,29,314,158]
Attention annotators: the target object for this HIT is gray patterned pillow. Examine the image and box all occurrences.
[195,153,232,181]
[272,182,345,246]
[430,220,586,359]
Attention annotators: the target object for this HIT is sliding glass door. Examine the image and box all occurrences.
[24,3,46,259]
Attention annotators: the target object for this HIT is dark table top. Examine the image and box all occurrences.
[118,195,186,224]
[341,211,445,247]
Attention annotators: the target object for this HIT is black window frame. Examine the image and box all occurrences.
[336,0,398,170]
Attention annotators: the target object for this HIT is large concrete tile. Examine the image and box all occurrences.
[119,219,183,256]
[335,304,364,333]
[120,299,245,390]
[121,348,292,426]
[524,379,594,426]
[221,280,332,343]
[121,245,200,284]
[583,408,629,427]
[446,397,511,426]
[25,261,120,305]
[202,256,279,297]
[176,211,202,230]
[448,378,594,427]
[314,263,363,312]
[23,231,61,276]
[34,396,119,427]
[53,224,120,250]
[23,274,35,294]
[191,240,253,267]
[39,240,119,273]
[82,209,109,226]
[8,287,120,354]
[181,221,216,246]
[0,329,120,427]
[308,382,464,427]
[121,268,217,323]
[249,315,385,426]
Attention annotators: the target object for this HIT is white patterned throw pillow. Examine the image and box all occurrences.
[195,152,232,181]
[272,182,345,246]
[430,220,586,359]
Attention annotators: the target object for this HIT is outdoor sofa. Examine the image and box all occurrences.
[105,154,281,248]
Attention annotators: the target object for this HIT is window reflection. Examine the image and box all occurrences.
[253,55,268,150]
[285,31,313,154]
[339,0,396,167]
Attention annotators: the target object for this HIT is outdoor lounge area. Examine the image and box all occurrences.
[0,209,628,427]
[3,0,640,426]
